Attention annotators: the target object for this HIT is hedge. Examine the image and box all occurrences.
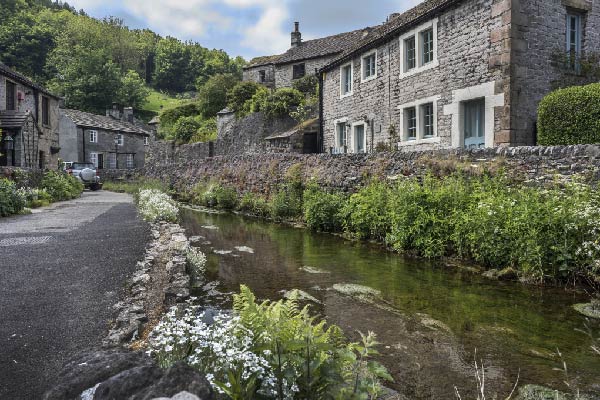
[538,82,600,145]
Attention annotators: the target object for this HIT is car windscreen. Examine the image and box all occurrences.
[71,163,95,170]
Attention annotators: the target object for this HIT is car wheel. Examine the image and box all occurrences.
[90,183,101,191]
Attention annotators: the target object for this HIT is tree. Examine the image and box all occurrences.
[173,116,201,143]
[116,70,150,109]
[152,36,191,92]
[227,81,262,115]
[197,73,240,118]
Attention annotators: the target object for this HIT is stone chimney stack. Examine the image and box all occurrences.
[107,103,121,120]
[123,107,134,123]
[291,22,302,47]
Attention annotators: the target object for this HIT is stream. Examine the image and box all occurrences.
[181,207,600,399]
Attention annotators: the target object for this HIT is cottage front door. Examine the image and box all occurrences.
[97,153,104,169]
[463,99,485,148]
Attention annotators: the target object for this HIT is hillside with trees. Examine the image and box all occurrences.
[0,0,246,115]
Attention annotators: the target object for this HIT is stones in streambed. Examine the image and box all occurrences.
[515,384,595,400]
[482,267,519,281]
[299,265,331,274]
[573,300,600,319]
[213,249,232,255]
[43,350,214,400]
[416,313,452,333]
[234,246,254,254]
[279,289,322,304]
[332,283,381,297]
[200,225,219,230]
[188,235,205,245]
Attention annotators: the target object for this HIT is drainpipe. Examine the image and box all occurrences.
[318,71,324,153]
[82,128,86,163]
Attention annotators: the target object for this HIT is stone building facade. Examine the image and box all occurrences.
[320,0,600,153]
[59,108,150,169]
[0,62,61,169]
[243,22,374,89]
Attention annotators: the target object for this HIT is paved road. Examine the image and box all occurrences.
[0,191,150,399]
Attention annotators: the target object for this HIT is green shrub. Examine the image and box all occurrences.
[214,185,238,210]
[191,118,217,143]
[343,181,392,241]
[0,179,26,217]
[238,192,270,218]
[292,74,319,96]
[303,182,347,232]
[270,167,304,220]
[245,87,304,119]
[41,171,83,202]
[160,102,201,127]
[538,82,600,145]
[172,116,202,143]
[227,81,262,115]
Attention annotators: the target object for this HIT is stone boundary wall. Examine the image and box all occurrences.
[132,145,600,196]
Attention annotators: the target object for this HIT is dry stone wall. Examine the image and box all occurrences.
[140,145,600,196]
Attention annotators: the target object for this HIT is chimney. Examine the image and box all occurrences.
[291,21,302,47]
[387,13,400,22]
[107,102,121,120]
[123,107,134,123]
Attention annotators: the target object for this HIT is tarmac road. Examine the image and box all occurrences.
[0,191,150,399]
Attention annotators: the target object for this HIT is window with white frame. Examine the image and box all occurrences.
[399,96,439,144]
[108,153,117,169]
[362,51,377,81]
[405,37,416,72]
[421,103,434,138]
[352,123,366,154]
[89,152,98,167]
[400,19,438,78]
[566,12,583,69]
[89,130,98,143]
[126,153,134,169]
[144,136,149,146]
[405,108,417,140]
[116,134,124,146]
[340,63,353,96]
[336,122,347,150]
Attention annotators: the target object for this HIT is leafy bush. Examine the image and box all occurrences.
[302,182,347,232]
[149,286,392,400]
[186,246,207,284]
[214,185,238,210]
[173,116,202,143]
[136,189,179,223]
[191,118,217,143]
[238,192,271,218]
[197,73,240,119]
[0,179,26,217]
[292,75,319,96]
[18,187,52,208]
[227,81,262,115]
[245,88,304,119]
[538,83,600,145]
[159,102,201,127]
[41,171,83,202]
[343,181,392,241]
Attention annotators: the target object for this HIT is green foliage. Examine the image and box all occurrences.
[302,182,346,232]
[270,165,304,220]
[197,73,240,119]
[343,181,392,241]
[233,285,392,399]
[238,192,271,218]
[214,185,238,210]
[173,116,202,143]
[116,70,150,110]
[0,179,26,217]
[190,182,237,210]
[244,88,304,119]
[292,75,319,96]
[538,83,600,145]
[41,171,83,202]
[191,118,217,143]
[227,81,263,116]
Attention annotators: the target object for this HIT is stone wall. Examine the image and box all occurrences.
[322,0,507,153]
[274,56,335,89]
[140,145,600,196]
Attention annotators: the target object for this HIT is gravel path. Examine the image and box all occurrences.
[0,191,150,399]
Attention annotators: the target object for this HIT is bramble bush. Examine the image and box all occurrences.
[148,286,392,400]
[538,82,600,145]
[302,182,346,232]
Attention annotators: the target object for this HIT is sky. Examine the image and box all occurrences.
[66,0,422,60]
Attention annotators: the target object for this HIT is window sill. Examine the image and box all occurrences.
[398,136,440,147]
[400,60,439,80]
[361,75,377,83]
[340,92,353,99]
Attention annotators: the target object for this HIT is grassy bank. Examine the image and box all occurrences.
[104,172,600,286]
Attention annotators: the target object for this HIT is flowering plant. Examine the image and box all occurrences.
[136,189,179,222]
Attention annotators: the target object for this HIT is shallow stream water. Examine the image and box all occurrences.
[181,207,600,399]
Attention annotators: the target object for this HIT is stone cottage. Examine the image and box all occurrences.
[320,0,600,153]
[59,107,150,169]
[0,62,61,169]
[243,22,374,89]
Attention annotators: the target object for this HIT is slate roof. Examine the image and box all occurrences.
[62,109,150,136]
[322,0,460,72]
[246,27,375,69]
[0,62,60,99]
[0,111,31,129]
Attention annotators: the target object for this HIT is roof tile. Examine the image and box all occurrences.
[62,109,150,136]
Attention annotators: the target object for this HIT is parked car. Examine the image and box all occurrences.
[65,162,102,191]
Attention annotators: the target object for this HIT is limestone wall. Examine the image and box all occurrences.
[139,145,600,196]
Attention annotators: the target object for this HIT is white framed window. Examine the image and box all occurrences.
[89,152,98,167]
[89,130,98,143]
[126,153,134,169]
[116,134,124,146]
[351,122,367,154]
[398,95,440,146]
[399,18,439,79]
[566,12,583,69]
[361,51,377,82]
[336,122,347,150]
[108,153,117,169]
[144,136,149,146]
[340,63,353,98]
